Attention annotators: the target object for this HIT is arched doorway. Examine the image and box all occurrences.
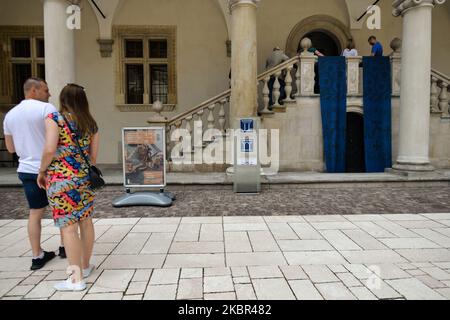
[299,31,341,93]
[285,15,353,57]
[300,31,340,56]
[346,112,365,173]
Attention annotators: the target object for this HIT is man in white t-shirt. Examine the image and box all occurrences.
[3,78,65,270]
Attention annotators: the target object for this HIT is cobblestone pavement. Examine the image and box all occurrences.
[1,214,450,300]
[1,185,450,219]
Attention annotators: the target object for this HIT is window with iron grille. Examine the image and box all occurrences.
[11,37,46,103]
[126,64,144,104]
[12,64,32,103]
[122,38,169,104]
[149,39,167,59]
[115,26,176,109]
[1,29,46,105]
[150,64,168,104]
[125,39,143,58]
[0,27,45,168]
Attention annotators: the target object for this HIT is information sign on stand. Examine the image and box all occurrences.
[112,127,175,207]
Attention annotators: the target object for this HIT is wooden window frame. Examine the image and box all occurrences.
[114,26,177,112]
[0,26,44,111]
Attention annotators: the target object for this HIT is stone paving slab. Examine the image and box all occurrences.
[90,270,135,293]
[248,266,284,279]
[284,251,347,265]
[164,254,225,268]
[248,231,280,252]
[252,278,296,300]
[235,284,256,300]
[1,213,450,300]
[177,278,203,299]
[226,252,287,267]
[289,279,323,300]
[315,282,357,300]
[203,267,231,277]
[143,285,177,300]
[150,268,180,285]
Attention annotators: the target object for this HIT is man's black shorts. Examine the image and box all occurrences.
[18,172,49,210]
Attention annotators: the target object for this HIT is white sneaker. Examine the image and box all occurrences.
[54,278,87,291]
[83,264,95,279]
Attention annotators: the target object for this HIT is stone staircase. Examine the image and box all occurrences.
[150,38,450,173]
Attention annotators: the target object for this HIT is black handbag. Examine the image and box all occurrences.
[62,114,105,191]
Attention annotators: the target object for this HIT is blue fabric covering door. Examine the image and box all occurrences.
[362,57,392,172]
[318,57,347,173]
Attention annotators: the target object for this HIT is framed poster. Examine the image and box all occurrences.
[122,127,166,188]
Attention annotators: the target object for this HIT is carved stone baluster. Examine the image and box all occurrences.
[439,81,449,117]
[284,65,294,102]
[166,126,173,160]
[272,71,281,107]
[193,110,204,164]
[260,77,272,114]
[218,99,227,133]
[175,120,182,139]
[390,37,402,97]
[174,121,183,160]
[184,115,193,152]
[207,104,215,130]
[225,97,231,128]
[295,62,301,97]
[430,76,439,113]
[196,109,204,132]
[195,109,204,141]
[185,115,192,136]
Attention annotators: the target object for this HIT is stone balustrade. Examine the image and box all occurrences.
[257,37,405,112]
[258,56,300,114]
[165,93,231,164]
[431,69,450,118]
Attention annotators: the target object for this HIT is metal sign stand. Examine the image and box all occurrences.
[233,118,261,193]
[112,188,175,208]
[112,127,175,208]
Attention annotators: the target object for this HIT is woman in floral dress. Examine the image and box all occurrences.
[37,84,99,291]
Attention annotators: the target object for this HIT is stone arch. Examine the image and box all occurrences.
[212,0,231,39]
[88,0,122,39]
[88,0,231,57]
[90,0,231,42]
[285,15,353,57]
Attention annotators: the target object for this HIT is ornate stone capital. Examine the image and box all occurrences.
[97,39,114,58]
[393,0,446,17]
[228,0,261,12]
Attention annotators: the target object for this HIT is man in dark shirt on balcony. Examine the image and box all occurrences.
[368,36,384,56]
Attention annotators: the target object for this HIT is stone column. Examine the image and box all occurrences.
[392,0,446,172]
[229,0,260,120]
[44,0,76,106]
